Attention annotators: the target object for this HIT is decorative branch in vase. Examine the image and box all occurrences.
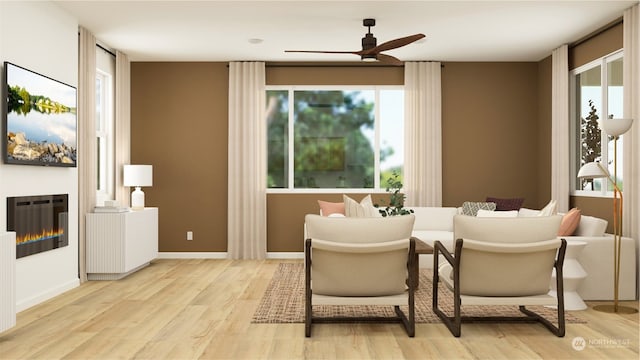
[375,171,414,217]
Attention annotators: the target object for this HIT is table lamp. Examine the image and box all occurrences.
[123,165,153,210]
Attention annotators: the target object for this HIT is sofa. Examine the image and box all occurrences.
[408,206,637,301]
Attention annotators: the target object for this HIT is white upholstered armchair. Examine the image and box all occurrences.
[433,214,567,337]
[304,214,417,337]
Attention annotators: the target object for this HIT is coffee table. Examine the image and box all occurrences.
[412,238,433,288]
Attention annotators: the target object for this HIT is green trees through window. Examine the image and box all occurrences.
[266,88,404,189]
[573,51,623,193]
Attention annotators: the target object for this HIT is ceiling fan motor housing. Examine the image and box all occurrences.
[361,18,377,61]
[362,33,377,51]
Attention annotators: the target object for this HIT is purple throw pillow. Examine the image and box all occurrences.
[485,197,524,211]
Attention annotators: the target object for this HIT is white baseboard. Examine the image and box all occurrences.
[157,252,228,259]
[17,278,79,313]
[157,252,304,259]
[267,252,304,259]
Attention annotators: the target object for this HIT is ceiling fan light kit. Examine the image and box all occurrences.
[285,18,424,65]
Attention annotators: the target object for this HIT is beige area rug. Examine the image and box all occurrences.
[252,263,586,324]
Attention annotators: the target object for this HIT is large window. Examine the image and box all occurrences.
[266,87,404,190]
[571,50,623,195]
[96,46,115,205]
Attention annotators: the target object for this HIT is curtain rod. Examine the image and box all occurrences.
[225,62,443,68]
[97,43,116,57]
[570,17,623,48]
[265,63,402,68]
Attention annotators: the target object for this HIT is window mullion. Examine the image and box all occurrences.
[288,89,295,190]
[374,88,381,189]
[600,58,610,195]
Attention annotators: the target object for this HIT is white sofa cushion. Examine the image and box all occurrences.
[574,215,607,236]
[412,230,454,251]
[476,209,518,218]
[518,208,541,217]
[408,207,458,231]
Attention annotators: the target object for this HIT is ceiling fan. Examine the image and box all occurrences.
[285,18,425,65]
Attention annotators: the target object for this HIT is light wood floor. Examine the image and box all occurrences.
[0,259,638,360]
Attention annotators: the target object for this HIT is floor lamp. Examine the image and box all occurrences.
[577,118,637,314]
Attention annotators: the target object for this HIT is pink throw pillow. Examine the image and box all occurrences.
[558,208,581,236]
[317,200,345,216]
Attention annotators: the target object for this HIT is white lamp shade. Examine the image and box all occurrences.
[577,162,609,179]
[602,118,633,137]
[123,165,153,187]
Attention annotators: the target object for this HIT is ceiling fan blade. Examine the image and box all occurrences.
[284,50,359,54]
[363,33,425,55]
[376,53,404,66]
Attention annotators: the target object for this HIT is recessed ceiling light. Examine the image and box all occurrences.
[248,38,263,44]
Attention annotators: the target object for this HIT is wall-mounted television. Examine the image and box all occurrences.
[3,61,77,167]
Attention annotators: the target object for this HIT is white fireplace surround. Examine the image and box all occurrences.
[1,232,16,333]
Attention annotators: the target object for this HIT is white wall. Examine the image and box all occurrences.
[0,1,80,311]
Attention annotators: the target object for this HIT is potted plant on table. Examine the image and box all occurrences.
[375,171,414,217]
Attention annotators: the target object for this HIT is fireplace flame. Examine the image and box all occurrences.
[16,228,65,245]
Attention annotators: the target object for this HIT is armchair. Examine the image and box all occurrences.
[304,214,417,337]
[433,215,567,337]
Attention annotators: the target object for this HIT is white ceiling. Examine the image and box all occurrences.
[54,0,638,63]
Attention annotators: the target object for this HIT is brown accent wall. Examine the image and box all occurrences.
[131,61,551,253]
[567,21,623,233]
[266,63,404,85]
[441,62,542,208]
[131,62,229,252]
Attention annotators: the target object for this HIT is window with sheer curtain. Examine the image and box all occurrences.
[266,86,404,190]
[95,46,115,205]
[571,50,624,195]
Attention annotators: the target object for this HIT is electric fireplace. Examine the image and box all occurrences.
[7,194,68,258]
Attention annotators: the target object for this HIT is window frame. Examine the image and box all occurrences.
[95,68,115,204]
[570,49,623,198]
[266,85,404,194]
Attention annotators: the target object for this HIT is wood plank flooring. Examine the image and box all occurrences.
[0,259,638,359]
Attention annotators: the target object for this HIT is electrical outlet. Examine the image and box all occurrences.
[187,231,193,241]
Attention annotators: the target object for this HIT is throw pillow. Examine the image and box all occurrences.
[476,209,519,218]
[537,199,558,217]
[317,200,345,216]
[461,201,497,216]
[343,194,379,217]
[558,208,581,236]
[485,197,525,211]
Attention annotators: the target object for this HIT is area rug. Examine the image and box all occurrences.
[252,263,586,324]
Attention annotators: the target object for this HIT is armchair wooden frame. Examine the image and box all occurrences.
[304,237,417,337]
[432,237,567,337]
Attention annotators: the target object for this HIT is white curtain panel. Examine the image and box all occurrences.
[228,62,267,259]
[551,45,570,213]
[115,50,131,207]
[623,5,639,246]
[404,62,442,207]
[78,27,97,283]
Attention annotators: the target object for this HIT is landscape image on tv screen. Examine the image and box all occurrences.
[4,62,77,167]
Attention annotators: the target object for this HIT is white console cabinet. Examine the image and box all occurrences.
[1,232,16,334]
[86,207,158,280]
